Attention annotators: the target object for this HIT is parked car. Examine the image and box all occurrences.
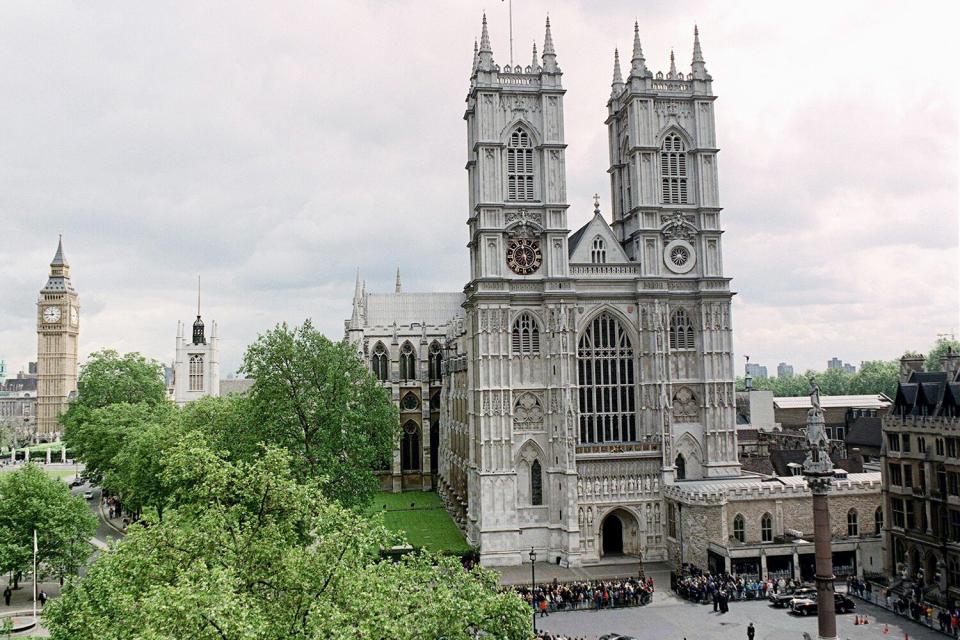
[83,490,94,500]
[70,479,83,488]
[769,586,816,608]
[791,592,856,616]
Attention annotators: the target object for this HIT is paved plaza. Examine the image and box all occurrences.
[535,588,946,640]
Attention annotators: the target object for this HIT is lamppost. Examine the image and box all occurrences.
[529,547,537,635]
[803,378,837,640]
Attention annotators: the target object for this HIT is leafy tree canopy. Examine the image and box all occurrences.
[239,321,398,509]
[0,464,97,580]
[45,441,529,640]
[925,336,960,372]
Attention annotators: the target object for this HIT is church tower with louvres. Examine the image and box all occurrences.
[348,18,741,568]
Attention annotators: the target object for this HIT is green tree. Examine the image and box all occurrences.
[179,393,260,463]
[849,360,899,398]
[925,336,960,372]
[239,321,398,509]
[45,441,529,640]
[0,464,96,585]
[63,402,161,485]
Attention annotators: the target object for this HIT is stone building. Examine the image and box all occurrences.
[346,16,745,567]
[665,471,884,581]
[774,394,892,442]
[882,351,960,597]
[36,237,79,439]
[172,304,220,407]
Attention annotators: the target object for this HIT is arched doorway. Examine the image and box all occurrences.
[602,513,624,555]
[599,508,641,557]
[925,552,939,586]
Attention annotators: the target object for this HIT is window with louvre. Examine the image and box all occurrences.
[669,308,696,350]
[511,313,540,356]
[506,127,535,201]
[660,133,689,205]
[189,354,204,391]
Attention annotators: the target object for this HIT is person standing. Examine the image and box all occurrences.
[38,590,47,607]
[3,585,11,606]
[747,622,755,640]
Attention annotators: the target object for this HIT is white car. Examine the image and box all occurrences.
[83,490,94,500]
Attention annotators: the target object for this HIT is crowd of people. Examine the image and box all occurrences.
[672,566,812,610]
[515,576,654,614]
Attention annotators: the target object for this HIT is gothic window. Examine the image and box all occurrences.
[429,390,440,412]
[669,308,695,351]
[511,313,540,356]
[400,421,420,471]
[951,559,960,588]
[372,342,389,381]
[660,133,688,205]
[675,453,686,480]
[577,312,637,444]
[847,509,859,536]
[761,513,773,543]
[428,342,443,381]
[733,514,745,543]
[875,506,884,535]
[188,354,204,392]
[399,341,417,380]
[506,127,535,201]
[401,392,420,412]
[591,237,606,264]
[667,503,677,538]
[531,459,543,506]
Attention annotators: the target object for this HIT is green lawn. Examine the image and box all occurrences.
[369,491,472,554]
[0,465,77,481]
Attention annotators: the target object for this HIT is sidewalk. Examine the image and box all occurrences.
[849,587,957,637]
[0,580,59,637]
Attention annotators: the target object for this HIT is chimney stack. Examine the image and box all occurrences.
[899,354,925,383]
[941,347,960,379]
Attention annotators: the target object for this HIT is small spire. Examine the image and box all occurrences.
[395,267,401,294]
[630,21,648,78]
[611,48,624,95]
[353,268,362,301]
[197,274,201,317]
[542,16,558,72]
[531,41,538,70]
[691,24,709,80]
[51,234,67,267]
[593,193,601,216]
[477,13,495,71]
[471,38,479,75]
[668,49,677,78]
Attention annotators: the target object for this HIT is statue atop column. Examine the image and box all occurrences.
[804,377,833,474]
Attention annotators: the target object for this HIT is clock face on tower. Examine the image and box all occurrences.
[43,306,61,323]
[506,239,543,275]
[70,307,79,325]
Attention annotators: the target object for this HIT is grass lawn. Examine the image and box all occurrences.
[0,465,77,481]
[369,491,472,554]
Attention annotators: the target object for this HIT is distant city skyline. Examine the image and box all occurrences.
[0,1,955,378]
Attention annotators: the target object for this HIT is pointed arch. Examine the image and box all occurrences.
[428,340,443,381]
[512,312,541,356]
[659,127,691,205]
[400,420,421,471]
[399,341,417,380]
[669,308,696,350]
[674,453,686,480]
[847,508,859,536]
[674,431,704,480]
[504,122,537,201]
[733,513,745,543]
[577,309,637,444]
[516,438,546,507]
[371,342,389,381]
[591,236,607,264]
[761,512,773,542]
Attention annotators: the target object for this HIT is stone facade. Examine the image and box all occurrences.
[36,237,79,439]
[665,473,884,581]
[172,310,220,407]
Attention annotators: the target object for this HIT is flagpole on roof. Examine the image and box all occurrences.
[33,528,37,622]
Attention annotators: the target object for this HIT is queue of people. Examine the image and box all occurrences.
[516,577,654,614]
[672,566,795,609]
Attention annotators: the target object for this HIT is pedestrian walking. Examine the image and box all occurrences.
[38,590,47,607]
[747,622,755,640]
[3,585,10,606]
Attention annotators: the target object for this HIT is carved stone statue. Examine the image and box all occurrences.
[809,377,822,414]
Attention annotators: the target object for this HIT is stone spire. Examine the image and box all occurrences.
[471,38,479,75]
[531,41,538,71]
[668,49,677,78]
[395,268,402,294]
[610,48,624,97]
[477,13,495,71]
[51,234,67,267]
[630,21,648,78]
[43,234,73,292]
[541,16,558,72]
[353,268,362,301]
[691,25,709,80]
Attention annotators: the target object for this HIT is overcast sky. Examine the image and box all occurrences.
[0,1,957,378]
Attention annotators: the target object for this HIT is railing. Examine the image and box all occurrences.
[652,81,693,92]
[576,442,659,455]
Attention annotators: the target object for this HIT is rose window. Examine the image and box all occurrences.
[670,246,690,267]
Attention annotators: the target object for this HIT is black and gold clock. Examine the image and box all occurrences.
[506,239,542,275]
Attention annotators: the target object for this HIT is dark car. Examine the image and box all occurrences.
[769,586,816,608]
[791,592,856,616]
[598,636,639,640]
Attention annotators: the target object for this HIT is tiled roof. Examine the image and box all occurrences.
[845,416,882,448]
[364,292,464,328]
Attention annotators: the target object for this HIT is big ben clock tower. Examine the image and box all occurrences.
[36,236,79,439]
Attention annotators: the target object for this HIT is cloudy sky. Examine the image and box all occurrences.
[0,0,956,378]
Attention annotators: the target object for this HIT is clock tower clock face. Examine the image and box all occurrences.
[43,306,61,324]
[70,307,79,325]
[506,239,542,275]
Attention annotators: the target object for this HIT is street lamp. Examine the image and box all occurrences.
[529,547,537,635]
